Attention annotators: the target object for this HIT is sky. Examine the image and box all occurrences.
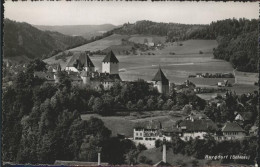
[4,1,259,26]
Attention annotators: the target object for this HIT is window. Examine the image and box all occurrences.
[136,133,138,136]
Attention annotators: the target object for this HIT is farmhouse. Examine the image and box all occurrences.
[220,122,246,140]
[177,119,217,141]
[151,67,169,94]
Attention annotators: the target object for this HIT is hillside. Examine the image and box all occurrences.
[108,19,258,72]
[34,24,118,39]
[3,19,87,63]
[109,20,206,42]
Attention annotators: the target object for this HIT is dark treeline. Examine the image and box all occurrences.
[3,19,87,61]
[188,18,258,72]
[109,20,206,42]
[2,59,205,164]
[109,19,258,72]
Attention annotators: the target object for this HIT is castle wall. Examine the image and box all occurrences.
[102,62,119,74]
[154,81,169,94]
[84,67,95,72]
[65,67,78,72]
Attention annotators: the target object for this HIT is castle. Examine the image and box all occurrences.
[35,50,121,90]
[35,50,170,94]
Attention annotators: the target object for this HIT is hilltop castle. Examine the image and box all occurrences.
[35,50,121,90]
[35,50,170,94]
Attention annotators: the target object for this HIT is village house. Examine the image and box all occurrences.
[177,119,217,141]
[218,122,246,140]
[132,121,175,149]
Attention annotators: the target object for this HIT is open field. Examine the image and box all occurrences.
[44,36,257,97]
[69,34,129,52]
[234,70,258,85]
[89,39,235,84]
[81,111,184,137]
[128,35,166,44]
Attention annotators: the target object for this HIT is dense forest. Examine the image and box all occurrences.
[109,19,258,72]
[187,19,258,72]
[3,19,87,63]
[3,59,259,165]
[2,59,205,164]
[2,60,147,165]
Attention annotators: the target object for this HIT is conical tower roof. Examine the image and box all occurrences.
[83,53,95,67]
[152,67,169,85]
[102,50,119,63]
[57,63,61,72]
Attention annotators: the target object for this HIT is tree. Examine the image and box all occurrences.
[137,143,147,152]
[137,99,144,111]
[92,97,104,114]
[26,59,47,73]
[57,71,72,90]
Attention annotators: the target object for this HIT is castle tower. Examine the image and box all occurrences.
[54,64,62,83]
[152,66,169,94]
[102,50,119,74]
[80,71,91,85]
[83,54,95,72]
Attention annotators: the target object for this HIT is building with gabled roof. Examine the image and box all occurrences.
[34,71,55,83]
[221,122,245,140]
[65,52,95,72]
[151,66,169,94]
[102,50,119,74]
[177,119,217,141]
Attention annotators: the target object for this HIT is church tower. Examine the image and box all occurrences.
[152,66,169,94]
[102,50,119,74]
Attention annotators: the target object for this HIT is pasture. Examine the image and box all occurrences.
[128,35,166,44]
[89,39,235,84]
[81,111,184,138]
[234,70,258,85]
[44,35,257,98]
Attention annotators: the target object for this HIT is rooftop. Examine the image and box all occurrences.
[152,67,169,85]
[102,50,119,63]
[222,122,245,132]
[179,119,217,132]
[67,52,95,68]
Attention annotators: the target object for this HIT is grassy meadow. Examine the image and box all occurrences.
[44,34,258,97]
[81,110,184,137]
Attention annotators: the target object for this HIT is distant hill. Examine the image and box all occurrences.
[108,20,207,42]
[3,19,87,64]
[34,24,118,39]
[108,19,258,72]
